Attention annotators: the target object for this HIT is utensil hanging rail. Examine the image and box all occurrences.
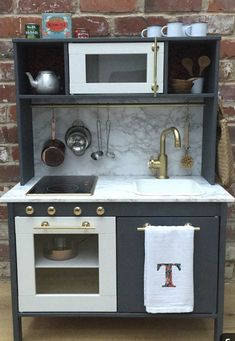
[30,103,205,109]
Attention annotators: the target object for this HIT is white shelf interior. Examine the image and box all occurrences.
[35,235,99,268]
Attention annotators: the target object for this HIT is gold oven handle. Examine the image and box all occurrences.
[35,221,95,230]
[151,37,159,97]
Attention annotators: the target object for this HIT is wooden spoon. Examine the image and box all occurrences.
[198,56,211,76]
[181,58,194,77]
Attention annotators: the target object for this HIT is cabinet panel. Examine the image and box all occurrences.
[117,216,219,313]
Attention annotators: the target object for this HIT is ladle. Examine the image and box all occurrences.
[91,118,103,160]
[181,58,194,77]
[198,55,211,76]
[106,117,115,159]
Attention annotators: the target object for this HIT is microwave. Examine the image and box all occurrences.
[68,41,164,95]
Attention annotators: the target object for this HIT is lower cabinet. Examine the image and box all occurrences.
[117,216,219,313]
[7,202,227,341]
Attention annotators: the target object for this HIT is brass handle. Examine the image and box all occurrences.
[137,223,151,230]
[47,206,56,216]
[96,206,105,216]
[151,37,159,97]
[41,221,50,227]
[25,206,34,215]
[82,221,91,228]
[74,207,82,216]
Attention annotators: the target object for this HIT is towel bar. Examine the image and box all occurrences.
[137,223,200,231]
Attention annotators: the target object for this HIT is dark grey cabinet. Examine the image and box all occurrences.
[117,216,219,313]
[7,202,227,341]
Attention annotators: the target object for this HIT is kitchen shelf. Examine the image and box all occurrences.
[35,236,98,269]
[19,93,215,106]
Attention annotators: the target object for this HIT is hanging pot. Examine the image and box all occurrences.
[65,120,91,156]
[41,115,65,167]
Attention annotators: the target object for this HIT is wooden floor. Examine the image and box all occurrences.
[1,280,235,341]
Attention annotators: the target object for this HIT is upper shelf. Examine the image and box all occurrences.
[12,35,221,43]
[14,36,220,101]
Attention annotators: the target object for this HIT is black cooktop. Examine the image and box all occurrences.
[27,176,97,195]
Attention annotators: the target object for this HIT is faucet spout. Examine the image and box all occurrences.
[160,127,181,155]
[148,127,181,179]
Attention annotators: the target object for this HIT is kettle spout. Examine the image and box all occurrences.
[25,72,37,88]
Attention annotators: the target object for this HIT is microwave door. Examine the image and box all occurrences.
[69,42,164,94]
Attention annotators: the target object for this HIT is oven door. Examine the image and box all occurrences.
[68,42,164,94]
[15,216,116,312]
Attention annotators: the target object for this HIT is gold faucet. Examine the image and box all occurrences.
[148,127,181,179]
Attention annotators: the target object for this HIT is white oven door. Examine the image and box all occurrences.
[15,216,116,312]
[68,42,164,94]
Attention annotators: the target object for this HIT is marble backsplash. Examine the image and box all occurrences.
[33,105,203,177]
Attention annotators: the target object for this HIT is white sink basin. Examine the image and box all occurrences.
[134,179,205,196]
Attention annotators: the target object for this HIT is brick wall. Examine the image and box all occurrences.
[0,0,235,280]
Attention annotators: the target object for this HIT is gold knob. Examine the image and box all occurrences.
[41,221,50,227]
[82,221,90,228]
[96,206,105,216]
[74,207,82,216]
[25,206,34,215]
[47,206,56,216]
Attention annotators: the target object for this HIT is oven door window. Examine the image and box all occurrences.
[86,54,147,83]
[34,234,99,294]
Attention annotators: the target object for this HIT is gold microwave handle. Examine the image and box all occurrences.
[151,37,159,97]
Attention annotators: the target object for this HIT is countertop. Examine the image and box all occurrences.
[0,176,234,203]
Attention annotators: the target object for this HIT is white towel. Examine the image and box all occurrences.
[144,225,194,313]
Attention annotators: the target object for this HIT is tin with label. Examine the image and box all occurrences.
[25,24,40,39]
[74,28,89,39]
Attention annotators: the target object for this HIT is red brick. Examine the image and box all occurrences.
[145,0,202,12]
[18,0,76,14]
[0,147,9,163]
[222,106,235,118]
[80,0,137,13]
[114,17,147,36]
[219,60,235,82]
[0,126,18,144]
[0,17,41,38]
[0,206,8,220]
[208,0,235,12]
[221,40,235,59]
[220,84,235,101]
[0,105,17,124]
[8,105,17,123]
[0,84,16,103]
[0,243,9,262]
[0,165,20,182]
[146,16,168,27]
[72,17,109,37]
[0,106,8,123]
[0,63,14,82]
[0,0,13,13]
[208,15,234,35]
[0,41,13,60]
[11,146,19,161]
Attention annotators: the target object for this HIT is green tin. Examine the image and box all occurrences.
[25,23,40,39]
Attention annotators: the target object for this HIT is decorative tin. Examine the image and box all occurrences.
[74,28,89,39]
[25,24,40,39]
[42,13,72,39]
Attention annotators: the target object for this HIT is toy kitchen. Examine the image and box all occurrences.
[1,35,234,341]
